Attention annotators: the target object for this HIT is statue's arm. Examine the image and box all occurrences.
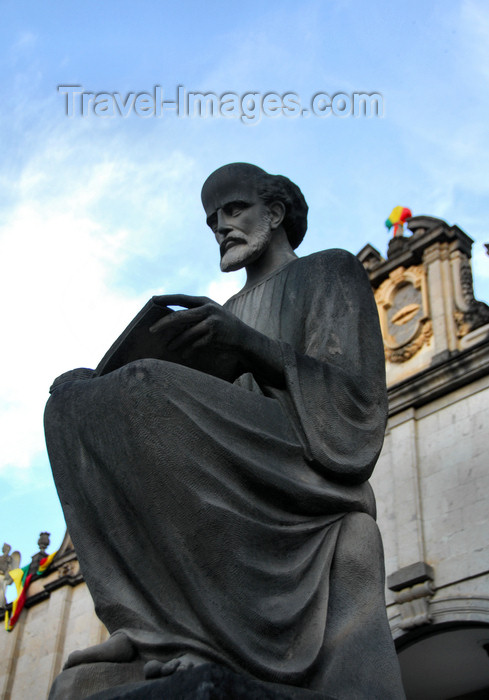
[48,296,285,389]
[277,250,388,485]
[149,294,286,386]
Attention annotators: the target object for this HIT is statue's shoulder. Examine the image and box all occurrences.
[293,248,365,279]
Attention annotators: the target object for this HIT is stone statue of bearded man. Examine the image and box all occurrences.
[45,163,405,699]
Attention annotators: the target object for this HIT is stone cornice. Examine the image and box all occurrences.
[388,336,489,415]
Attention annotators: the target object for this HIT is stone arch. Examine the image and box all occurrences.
[393,597,489,699]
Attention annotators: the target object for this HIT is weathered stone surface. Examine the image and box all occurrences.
[86,664,331,700]
[48,660,145,700]
[387,561,434,592]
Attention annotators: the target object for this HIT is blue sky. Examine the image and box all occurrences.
[0,0,488,585]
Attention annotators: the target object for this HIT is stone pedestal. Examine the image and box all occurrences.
[87,664,332,700]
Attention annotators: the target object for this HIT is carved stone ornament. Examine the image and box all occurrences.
[395,580,435,630]
[0,543,21,609]
[454,256,489,338]
[387,561,435,632]
[374,265,432,363]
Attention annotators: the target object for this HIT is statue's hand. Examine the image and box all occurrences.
[149,294,253,382]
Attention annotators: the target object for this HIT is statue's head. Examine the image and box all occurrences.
[201,163,308,251]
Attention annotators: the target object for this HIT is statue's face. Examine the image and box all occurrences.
[204,181,273,272]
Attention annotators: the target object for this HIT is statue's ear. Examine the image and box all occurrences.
[268,201,286,230]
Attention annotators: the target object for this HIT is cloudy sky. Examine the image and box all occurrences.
[1,0,488,578]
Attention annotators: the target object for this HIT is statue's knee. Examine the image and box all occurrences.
[119,358,160,379]
[335,512,384,578]
[44,384,73,428]
[119,358,173,390]
[116,359,184,417]
[342,511,380,538]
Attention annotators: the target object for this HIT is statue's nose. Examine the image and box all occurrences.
[217,209,232,235]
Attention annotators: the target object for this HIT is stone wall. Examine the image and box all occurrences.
[372,372,489,625]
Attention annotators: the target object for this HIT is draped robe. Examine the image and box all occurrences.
[45,249,404,697]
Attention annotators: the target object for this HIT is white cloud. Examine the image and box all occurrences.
[11,31,38,57]
[205,273,245,304]
[0,200,137,472]
[0,124,203,476]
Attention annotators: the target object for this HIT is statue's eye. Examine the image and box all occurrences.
[225,201,248,217]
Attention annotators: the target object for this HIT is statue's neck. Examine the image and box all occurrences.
[243,231,297,291]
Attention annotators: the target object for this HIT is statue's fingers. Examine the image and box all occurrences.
[186,334,215,352]
[166,323,209,352]
[149,306,209,334]
[149,314,174,334]
[152,294,211,309]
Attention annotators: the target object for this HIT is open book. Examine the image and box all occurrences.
[94,296,240,382]
[48,297,240,391]
[95,298,178,376]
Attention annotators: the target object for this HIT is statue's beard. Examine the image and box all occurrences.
[220,213,273,273]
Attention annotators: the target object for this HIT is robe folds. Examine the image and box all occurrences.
[45,250,404,697]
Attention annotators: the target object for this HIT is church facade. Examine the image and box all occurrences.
[1,215,488,699]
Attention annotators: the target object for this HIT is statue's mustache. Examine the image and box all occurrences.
[220,236,246,256]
